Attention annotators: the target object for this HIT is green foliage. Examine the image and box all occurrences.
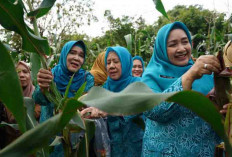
[0,41,26,133]
[27,0,56,19]
[152,0,169,20]
[0,0,51,57]
[81,82,232,155]
[81,82,176,115]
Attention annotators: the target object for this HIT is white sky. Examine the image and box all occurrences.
[78,0,231,38]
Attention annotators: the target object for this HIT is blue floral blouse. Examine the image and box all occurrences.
[142,78,221,157]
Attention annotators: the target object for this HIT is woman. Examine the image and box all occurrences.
[16,61,40,120]
[82,46,144,157]
[142,21,221,156]
[33,40,94,156]
[132,56,145,77]
[0,61,40,149]
[90,51,107,86]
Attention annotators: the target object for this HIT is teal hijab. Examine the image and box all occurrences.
[132,56,145,75]
[142,21,213,95]
[52,40,87,97]
[104,46,141,92]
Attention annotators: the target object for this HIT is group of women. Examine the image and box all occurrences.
[1,21,226,156]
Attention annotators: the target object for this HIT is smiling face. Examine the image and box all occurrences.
[132,59,143,77]
[106,52,122,80]
[17,64,30,88]
[66,46,85,72]
[167,29,191,66]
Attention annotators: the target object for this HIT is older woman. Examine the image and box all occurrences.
[82,46,144,157]
[33,40,94,156]
[142,21,221,156]
[132,56,145,77]
[16,61,40,120]
[0,61,40,149]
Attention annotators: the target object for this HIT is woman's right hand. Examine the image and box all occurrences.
[37,68,53,93]
[182,55,221,90]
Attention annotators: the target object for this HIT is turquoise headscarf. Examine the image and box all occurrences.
[132,56,145,75]
[142,21,214,95]
[52,40,87,97]
[104,46,141,92]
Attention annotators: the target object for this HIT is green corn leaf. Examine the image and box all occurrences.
[124,34,133,54]
[0,0,50,55]
[27,0,56,19]
[0,98,85,156]
[30,53,41,85]
[81,82,231,155]
[74,81,87,100]
[24,97,38,130]
[64,73,75,100]
[59,99,85,129]
[152,0,169,20]
[0,41,26,133]
[69,112,85,131]
[24,97,48,157]
[80,82,176,115]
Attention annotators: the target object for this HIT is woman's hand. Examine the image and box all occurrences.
[37,68,53,93]
[81,107,108,119]
[220,103,230,115]
[182,55,221,90]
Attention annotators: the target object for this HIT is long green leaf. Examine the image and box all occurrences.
[64,74,75,100]
[30,53,41,85]
[152,0,169,20]
[27,0,56,19]
[0,0,50,55]
[59,99,85,129]
[0,98,85,156]
[0,41,26,133]
[24,97,38,130]
[167,91,232,156]
[74,81,87,100]
[81,82,231,154]
[80,82,176,115]
[24,97,49,156]
[124,34,133,54]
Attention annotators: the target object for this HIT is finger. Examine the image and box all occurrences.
[37,78,52,84]
[223,104,229,109]
[39,68,53,75]
[91,109,100,117]
[38,83,50,88]
[203,64,220,73]
[220,109,227,114]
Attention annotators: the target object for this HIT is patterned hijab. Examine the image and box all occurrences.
[90,51,107,86]
[142,21,214,95]
[52,40,87,97]
[104,46,141,92]
[132,56,145,75]
[16,61,35,97]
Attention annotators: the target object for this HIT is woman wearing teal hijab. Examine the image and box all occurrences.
[104,46,144,156]
[33,40,94,157]
[142,22,221,156]
[132,56,145,77]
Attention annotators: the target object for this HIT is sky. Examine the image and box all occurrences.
[78,0,231,38]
